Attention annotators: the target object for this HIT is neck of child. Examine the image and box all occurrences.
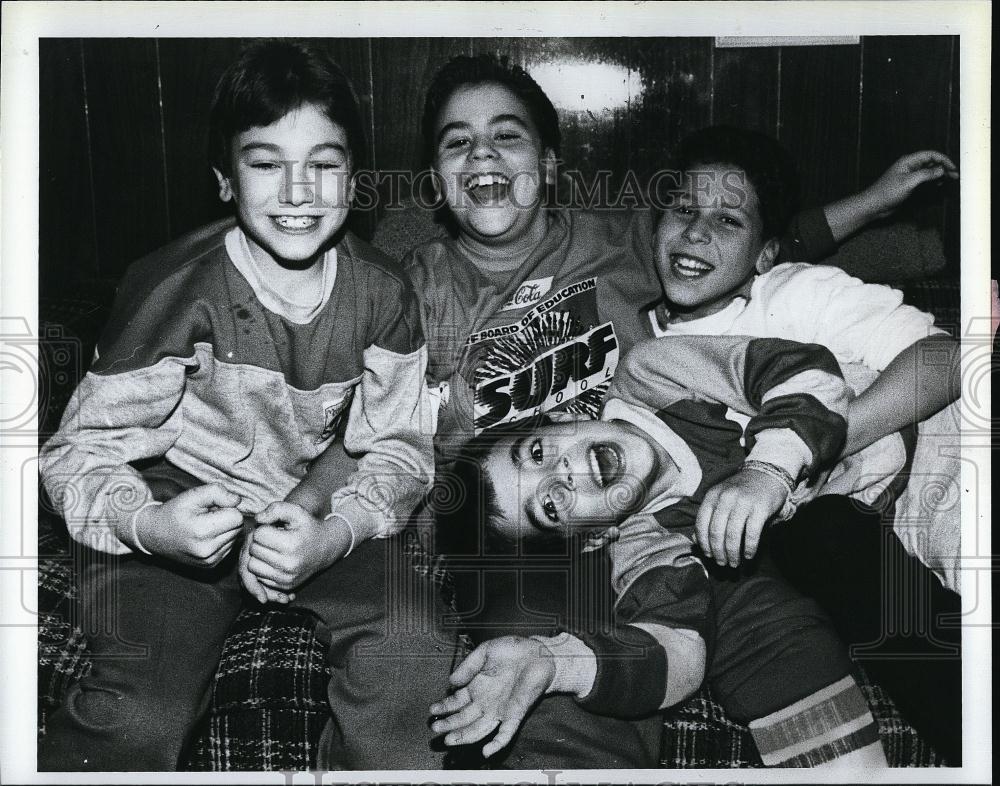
[456,209,551,275]
[248,243,327,306]
[668,275,756,323]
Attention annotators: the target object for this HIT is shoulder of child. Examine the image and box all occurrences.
[124,216,234,294]
[340,230,415,291]
[754,261,864,301]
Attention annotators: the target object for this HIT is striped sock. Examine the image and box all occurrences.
[748,675,882,767]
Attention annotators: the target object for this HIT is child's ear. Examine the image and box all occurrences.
[755,237,780,275]
[213,168,234,203]
[542,148,557,185]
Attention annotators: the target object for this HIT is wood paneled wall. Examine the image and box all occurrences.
[39,36,959,294]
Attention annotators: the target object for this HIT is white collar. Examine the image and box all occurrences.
[224,227,338,324]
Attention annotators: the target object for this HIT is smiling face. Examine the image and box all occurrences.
[432,82,555,249]
[214,103,352,270]
[482,419,663,541]
[656,162,779,321]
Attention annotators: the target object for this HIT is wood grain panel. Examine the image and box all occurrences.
[627,38,714,190]
[712,46,781,137]
[83,39,170,279]
[859,36,956,241]
[778,44,862,207]
[158,38,245,240]
[39,39,98,292]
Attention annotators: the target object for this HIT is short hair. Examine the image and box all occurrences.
[431,419,564,560]
[420,54,561,170]
[672,125,801,240]
[208,40,366,176]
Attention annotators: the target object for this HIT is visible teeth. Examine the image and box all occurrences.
[589,447,602,486]
[465,173,510,189]
[274,215,318,229]
[672,254,712,277]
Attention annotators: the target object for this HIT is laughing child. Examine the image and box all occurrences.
[431,335,890,769]
[38,41,446,771]
[646,124,962,761]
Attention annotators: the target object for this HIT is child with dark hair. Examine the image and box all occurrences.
[649,124,963,760]
[38,40,448,770]
[431,335,893,769]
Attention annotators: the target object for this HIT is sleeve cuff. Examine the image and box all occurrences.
[783,207,838,262]
[328,493,386,543]
[746,428,813,481]
[531,633,597,699]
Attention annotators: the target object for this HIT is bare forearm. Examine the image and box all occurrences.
[284,440,358,517]
[843,335,960,457]
[823,191,881,244]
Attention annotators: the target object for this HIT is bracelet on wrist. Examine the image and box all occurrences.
[742,460,796,496]
[324,512,357,557]
[129,501,161,556]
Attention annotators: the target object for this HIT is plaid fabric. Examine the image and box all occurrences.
[37,513,947,770]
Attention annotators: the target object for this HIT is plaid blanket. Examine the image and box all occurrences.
[38,514,944,770]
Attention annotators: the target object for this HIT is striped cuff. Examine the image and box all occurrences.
[748,675,881,767]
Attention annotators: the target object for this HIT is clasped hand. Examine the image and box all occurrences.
[239,501,353,605]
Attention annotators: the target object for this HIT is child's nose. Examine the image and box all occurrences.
[281,163,317,206]
[468,135,498,161]
[682,214,710,243]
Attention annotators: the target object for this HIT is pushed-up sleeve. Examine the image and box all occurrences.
[329,275,435,540]
[39,268,201,554]
[612,335,851,484]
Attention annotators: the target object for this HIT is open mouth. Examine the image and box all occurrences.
[462,172,511,206]
[588,443,624,488]
[271,215,321,231]
[670,253,714,279]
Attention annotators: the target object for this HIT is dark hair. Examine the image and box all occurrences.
[420,53,561,171]
[672,125,801,240]
[208,40,366,176]
[431,419,564,560]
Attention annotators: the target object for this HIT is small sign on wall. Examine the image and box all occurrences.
[715,36,861,48]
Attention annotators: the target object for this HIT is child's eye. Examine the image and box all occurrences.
[310,160,344,171]
[494,131,521,142]
[674,205,694,216]
[443,137,470,151]
[541,496,559,523]
[249,162,281,172]
[718,215,743,228]
[529,439,544,464]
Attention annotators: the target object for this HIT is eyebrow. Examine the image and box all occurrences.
[507,436,549,533]
[436,114,532,146]
[238,142,348,156]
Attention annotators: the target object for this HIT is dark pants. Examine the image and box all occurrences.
[767,494,962,763]
[39,462,453,771]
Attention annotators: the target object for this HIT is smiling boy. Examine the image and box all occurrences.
[38,42,445,771]
[432,335,891,769]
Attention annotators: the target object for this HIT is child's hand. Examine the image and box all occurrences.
[131,484,243,567]
[238,528,295,605]
[243,501,353,595]
[862,151,958,220]
[430,636,555,758]
[696,467,789,567]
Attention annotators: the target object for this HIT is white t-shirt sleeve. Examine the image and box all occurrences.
[755,264,944,372]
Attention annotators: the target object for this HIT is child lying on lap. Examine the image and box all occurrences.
[432,335,894,769]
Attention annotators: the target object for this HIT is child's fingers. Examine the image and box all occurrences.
[708,503,734,566]
[444,714,500,747]
[742,510,769,561]
[249,531,288,559]
[430,688,471,717]
[723,508,750,567]
[200,506,245,535]
[450,645,489,687]
[431,700,484,735]
[694,494,718,558]
[482,717,521,758]
[247,556,286,584]
[256,501,310,528]
[185,483,242,511]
